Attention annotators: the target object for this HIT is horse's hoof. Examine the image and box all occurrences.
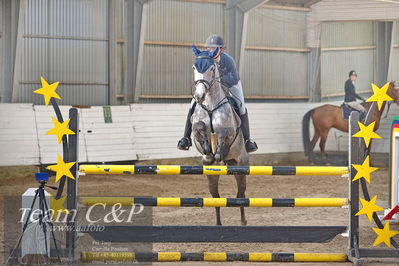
[241,220,247,226]
[203,154,214,164]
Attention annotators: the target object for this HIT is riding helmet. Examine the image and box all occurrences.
[349,70,357,77]
[204,34,224,48]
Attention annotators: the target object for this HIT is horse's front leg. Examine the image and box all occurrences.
[214,128,234,162]
[193,121,212,156]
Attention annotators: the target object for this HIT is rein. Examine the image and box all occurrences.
[384,102,392,119]
[196,97,241,155]
[198,97,228,133]
[194,79,214,92]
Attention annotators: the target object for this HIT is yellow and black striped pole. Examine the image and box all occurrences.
[81,252,348,262]
[79,197,348,207]
[79,165,348,176]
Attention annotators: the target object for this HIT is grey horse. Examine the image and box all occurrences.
[190,46,249,225]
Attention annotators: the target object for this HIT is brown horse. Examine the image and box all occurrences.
[302,81,399,161]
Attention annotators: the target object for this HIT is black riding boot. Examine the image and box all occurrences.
[177,102,196,150]
[240,109,258,153]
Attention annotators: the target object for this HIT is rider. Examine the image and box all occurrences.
[177,34,258,153]
[344,70,366,113]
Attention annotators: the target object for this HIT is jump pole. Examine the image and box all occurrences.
[80,252,348,263]
[79,197,349,207]
[79,165,348,176]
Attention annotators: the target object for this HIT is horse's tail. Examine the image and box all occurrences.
[302,109,315,157]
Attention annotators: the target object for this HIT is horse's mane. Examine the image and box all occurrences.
[361,81,396,111]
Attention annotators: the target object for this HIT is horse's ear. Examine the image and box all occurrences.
[209,47,219,58]
[192,45,201,56]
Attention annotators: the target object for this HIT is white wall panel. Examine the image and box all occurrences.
[80,106,136,162]
[1,102,397,166]
[34,105,87,164]
[130,103,198,160]
[0,104,39,165]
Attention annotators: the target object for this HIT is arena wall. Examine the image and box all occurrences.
[0,102,397,166]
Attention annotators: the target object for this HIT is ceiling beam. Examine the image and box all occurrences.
[124,0,152,103]
[226,0,242,9]
[227,0,268,12]
[237,0,268,12]
[11,0,26,103]
[226,0,269,73]
[304,0,321,8]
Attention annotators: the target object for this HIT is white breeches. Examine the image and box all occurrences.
[347,101,365,112]
[228,80,246,115]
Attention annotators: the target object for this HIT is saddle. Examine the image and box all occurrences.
[221,85,241,117]
[341,103,366,121]
[227,96,241,117]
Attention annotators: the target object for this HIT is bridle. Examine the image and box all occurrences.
[192,58,227,112]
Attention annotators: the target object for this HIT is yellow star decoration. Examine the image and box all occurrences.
[46,117,75,144]
[352,121,381,148]
[373,222,399,248]
[366,82,393,111]
[351,155,378,183]
[33,76,61,107]
[50,196,69,218]
[46,154,76,182]
[356,196,384,221]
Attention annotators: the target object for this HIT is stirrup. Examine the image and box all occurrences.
[177,137,192,150]
[245,139,258,153]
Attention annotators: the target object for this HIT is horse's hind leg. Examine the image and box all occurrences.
[319,130,329,162]
[228,158,248,226]
[310,130,319,152]
[207,175,221,225]
[235,174,247,225]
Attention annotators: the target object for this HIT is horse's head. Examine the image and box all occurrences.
[387,81,399,104]
[192,45,219,104]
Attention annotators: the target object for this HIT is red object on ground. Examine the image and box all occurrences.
[383,204,399,221]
